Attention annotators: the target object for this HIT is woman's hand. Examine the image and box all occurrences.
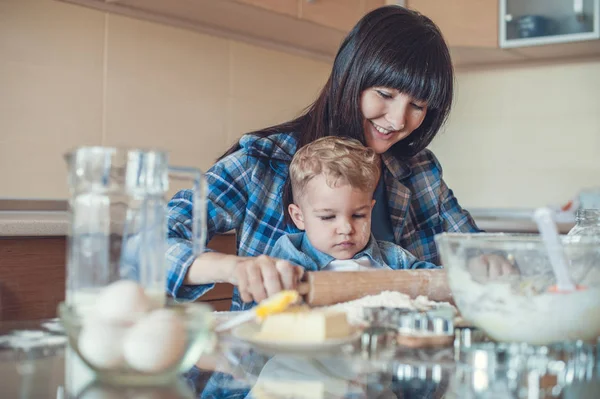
[467,253,519,283]
[231,255,305,303]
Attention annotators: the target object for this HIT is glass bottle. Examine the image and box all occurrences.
[567,209,600,238]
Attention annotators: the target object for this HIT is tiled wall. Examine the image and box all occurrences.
[2,1,599,208]
[0,0,330,199]
[430,60,600,209]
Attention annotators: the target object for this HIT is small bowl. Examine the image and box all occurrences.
[59,301,215,386]
[435,233,600,345]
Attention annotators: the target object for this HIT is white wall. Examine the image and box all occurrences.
[0,0,331,199]
[430,59,600,209]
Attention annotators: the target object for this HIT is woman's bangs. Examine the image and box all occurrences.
[365,49,450,110]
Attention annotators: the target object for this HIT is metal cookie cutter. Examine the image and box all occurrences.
[359,326,398,358]
[394,307,455,348]
[456,340,597,398]
[359,307,400,357]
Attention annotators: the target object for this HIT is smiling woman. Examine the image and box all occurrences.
[361,88,428,154]
[166,5,481,312]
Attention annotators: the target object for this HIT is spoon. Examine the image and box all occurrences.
[532,207,576,292]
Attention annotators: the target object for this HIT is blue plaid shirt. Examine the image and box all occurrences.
[166,133,479,309]
[269,232,440,271]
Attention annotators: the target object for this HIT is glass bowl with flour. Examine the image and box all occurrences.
[435,233,600,345]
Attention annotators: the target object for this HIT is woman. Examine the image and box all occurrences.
[166,5,480,310]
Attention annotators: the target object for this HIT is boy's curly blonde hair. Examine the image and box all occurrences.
[289,136,381,202]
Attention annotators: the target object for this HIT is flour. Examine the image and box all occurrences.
[447,264,600,344]
[211,292,455,327]
[322,291,455,326]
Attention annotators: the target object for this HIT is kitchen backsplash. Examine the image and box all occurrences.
[0,0,330,199]
[430,59,600,209]
[1,0,598,208]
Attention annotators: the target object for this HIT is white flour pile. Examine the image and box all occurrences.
[323,291,455,326]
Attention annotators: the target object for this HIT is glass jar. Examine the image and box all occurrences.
[567,209,600,238]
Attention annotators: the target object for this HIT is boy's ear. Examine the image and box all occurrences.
[288,203,305,230]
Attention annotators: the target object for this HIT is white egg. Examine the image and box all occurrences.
[122,309,187,373]
[94,280,150,323]
[78,321,126,369]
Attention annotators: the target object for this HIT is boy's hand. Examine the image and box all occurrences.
[231,255,304,303]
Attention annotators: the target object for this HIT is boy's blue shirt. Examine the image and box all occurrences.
[269,232,440,271]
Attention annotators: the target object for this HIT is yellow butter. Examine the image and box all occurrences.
[256,309,351,343]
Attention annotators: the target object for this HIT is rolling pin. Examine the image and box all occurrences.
[296,269,452,306]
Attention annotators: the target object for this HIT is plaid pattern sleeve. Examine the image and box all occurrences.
[426,151,481,235]
[166,148,254,301]
[439,177,482,233]
[166,134,296,304]
[388,149,481,265]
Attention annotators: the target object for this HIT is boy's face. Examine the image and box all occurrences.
[288,174,375,260]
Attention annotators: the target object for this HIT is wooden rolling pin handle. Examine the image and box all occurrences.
[297,270,452,306]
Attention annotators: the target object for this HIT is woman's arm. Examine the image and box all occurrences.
[166,151,303,303]
[166,154,248,301]
[438,178,482,233]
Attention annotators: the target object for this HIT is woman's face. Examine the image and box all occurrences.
[360,87,428,154]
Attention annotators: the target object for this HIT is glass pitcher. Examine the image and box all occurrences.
[64,147,206,315]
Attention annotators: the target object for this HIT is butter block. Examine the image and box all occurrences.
[255,309,351,343]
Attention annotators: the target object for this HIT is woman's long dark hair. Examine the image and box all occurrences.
[218,5,454,222]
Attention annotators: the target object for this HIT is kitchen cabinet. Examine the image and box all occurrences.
[234,0,298,17]
[60,0,384,61]
[501,0,600,48]
[0,234,236,321]
[405,0,499,48]
[406,0,600,66]
[60,0,600,66]
[299,0,364,32]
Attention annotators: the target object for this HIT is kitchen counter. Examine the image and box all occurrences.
[0,200,575,236]
[0,210,69,236]
[1,318,598,398]
[0,199,68,236]
[470,208,575,234]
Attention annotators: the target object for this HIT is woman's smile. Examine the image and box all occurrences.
[361,88,428,154]
[370,120,396,135]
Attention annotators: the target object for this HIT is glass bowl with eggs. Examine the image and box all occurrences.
[59,280,215,386]
[435,233,600,345]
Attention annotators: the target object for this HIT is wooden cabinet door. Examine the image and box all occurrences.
[234,0,298,17]
[365,0,387,13]
[300,0,364,31]
[406,0,498,48]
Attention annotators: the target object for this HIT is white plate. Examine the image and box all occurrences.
[231,322,362,353]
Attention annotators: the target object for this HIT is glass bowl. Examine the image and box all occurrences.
[434,233,600,345]
[59,300,215,386]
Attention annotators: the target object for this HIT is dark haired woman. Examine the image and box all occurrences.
[166,5,480,309]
